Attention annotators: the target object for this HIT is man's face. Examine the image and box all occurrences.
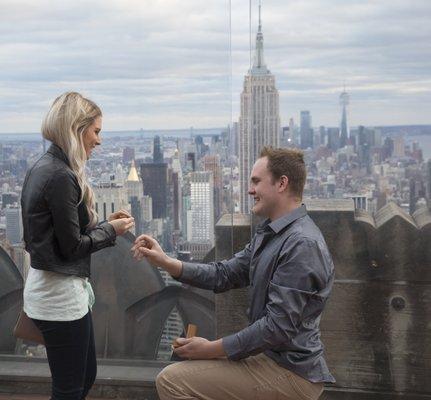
[248,157,279,218]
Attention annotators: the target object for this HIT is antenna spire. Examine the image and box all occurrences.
[258,0,262,31]
[251,0,268,72]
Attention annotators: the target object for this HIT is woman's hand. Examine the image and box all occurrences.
[108,217,134,235]
[108,209,131,222]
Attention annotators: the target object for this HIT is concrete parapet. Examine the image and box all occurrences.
[0,355,164,399]
[214,201,431,398]
[214,214,251,338]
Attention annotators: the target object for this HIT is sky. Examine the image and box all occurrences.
[0,0,430,133]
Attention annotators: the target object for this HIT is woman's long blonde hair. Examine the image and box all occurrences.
[42,92,100,227]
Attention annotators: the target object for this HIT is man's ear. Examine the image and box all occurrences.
[278,175,289,192]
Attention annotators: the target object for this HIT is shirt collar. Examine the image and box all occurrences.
[267,204,307,234]
[47,143,71,167]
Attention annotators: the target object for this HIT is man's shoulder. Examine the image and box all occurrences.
[284,217,327,248]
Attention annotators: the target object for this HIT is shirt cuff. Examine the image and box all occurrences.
[175,261,196,283]
[222,333,244,360]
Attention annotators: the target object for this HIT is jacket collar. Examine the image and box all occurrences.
[47,143,71,167]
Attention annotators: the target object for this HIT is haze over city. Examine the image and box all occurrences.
[1,0,430,133]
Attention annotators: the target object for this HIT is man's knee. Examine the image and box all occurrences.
[156,363,182,397]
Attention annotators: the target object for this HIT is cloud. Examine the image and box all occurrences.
[0,0,430,133]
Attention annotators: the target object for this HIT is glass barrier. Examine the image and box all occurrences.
[0,0,430,396]
[0,0,234,361]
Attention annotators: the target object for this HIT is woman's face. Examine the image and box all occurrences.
[83,116,102,159]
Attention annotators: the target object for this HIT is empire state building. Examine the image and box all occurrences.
[239,3,280,213]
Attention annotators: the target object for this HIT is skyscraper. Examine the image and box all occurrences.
[289,118,297,146]
[122,147,135,164]
[203,155,222,222]
[187,171,214,245]
[339,86,350,148]
[393,135,405,158]
[357,126,372,173]
[229,122,239,157]
[5,206,22,245]
[171,149,183,232]
[140,162,168,219]
[238,2,280,213]
[2,192,18,209]
[319,126,327,147]
[125,160,143,199]
[125,160,144,234]
[300,111,313,149]
[153,135,164,163]
[327,128,340,152]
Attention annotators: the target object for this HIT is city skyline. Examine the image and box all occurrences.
[1,0,430,133]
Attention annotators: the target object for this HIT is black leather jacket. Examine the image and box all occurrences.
[21,144,116,278]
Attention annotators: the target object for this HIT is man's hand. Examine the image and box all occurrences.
[172,337,226,360]
[131,234,168,264]
[131,234,182,277]
[108,209,131,222]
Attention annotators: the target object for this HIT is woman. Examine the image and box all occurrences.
[21,92,134,400]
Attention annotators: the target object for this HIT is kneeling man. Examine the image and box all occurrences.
[133,147,335,400]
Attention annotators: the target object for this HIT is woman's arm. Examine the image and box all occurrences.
[44,169,132,261]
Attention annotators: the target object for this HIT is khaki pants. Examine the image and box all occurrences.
[156,353,324,400]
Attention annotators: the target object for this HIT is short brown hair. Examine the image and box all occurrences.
[259,146,306,199]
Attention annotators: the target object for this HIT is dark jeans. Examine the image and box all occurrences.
[32,311,97,400]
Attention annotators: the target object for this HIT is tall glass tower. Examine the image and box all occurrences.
[339,85,350,148]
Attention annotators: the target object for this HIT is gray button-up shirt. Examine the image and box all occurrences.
[179,205,335,383]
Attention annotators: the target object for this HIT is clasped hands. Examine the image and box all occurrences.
[107,209,135,236]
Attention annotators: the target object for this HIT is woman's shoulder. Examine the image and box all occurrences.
[23,153,74,197]
[32,158,80,200]
[46,168,79,196]
[28,151,72,177]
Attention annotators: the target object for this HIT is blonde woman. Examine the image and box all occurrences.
[21,92,134,400]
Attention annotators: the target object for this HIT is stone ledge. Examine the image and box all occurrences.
[0,356,166,399]
[304,198,355,212]
[1,356,430,399]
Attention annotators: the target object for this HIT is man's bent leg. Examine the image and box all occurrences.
[156,353,323,400]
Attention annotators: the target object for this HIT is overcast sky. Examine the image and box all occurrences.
[0,0,430,133]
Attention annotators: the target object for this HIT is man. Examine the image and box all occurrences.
[132,147,335,400]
